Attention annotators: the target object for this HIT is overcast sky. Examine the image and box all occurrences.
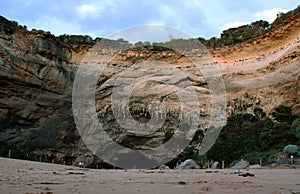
[0,0,299,42]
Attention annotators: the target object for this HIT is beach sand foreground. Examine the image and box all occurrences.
[0,158,299,194]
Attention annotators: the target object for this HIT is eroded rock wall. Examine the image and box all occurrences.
[0,9,299,167]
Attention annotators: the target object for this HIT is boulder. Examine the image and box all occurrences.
[175,159,200,169]
[232,159,250,169]
[158,165,170,170]
[212,161,219,169]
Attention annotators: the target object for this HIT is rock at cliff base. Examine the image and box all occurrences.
[212,161,219,169]
[176,159,200,169]
[232,160,250,169]
[158,165,170,170]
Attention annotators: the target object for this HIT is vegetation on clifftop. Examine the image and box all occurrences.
[198,5,300,48]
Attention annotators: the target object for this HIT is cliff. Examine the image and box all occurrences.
[0,6,299,167]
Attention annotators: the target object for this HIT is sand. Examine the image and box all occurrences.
[0,157,299,194]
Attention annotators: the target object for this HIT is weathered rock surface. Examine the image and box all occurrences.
[0,6,299,168]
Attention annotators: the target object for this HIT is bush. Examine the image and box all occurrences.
[0,141,38,160]
[224,113,257,133]
[272,105,294,123]
[149,45,172,52]
[291,118,300,138]
[283,144,299,155]
[254,107,266,120]
[205,105,299,165]
[258,127,274,150]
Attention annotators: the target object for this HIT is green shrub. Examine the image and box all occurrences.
[0,141,32,160]
[283,144,299,155]
[272,105,293,123]
[291,118,300,138]
[205,105,299,165]
[254,107,266,120]
[258,127,274,150]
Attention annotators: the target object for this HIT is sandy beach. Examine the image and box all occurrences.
[0,158,299,194]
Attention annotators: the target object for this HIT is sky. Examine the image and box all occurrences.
[0,0,299,42]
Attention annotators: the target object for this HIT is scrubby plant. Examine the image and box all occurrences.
[0,141,42,161]
[203,105,300,165]
[291,118,300,138]
[254,107,266,120]
[272,105,294,123]
[283,144,299,156]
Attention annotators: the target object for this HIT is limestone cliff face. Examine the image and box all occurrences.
[0,16,81,164]
[0,6,299,167]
